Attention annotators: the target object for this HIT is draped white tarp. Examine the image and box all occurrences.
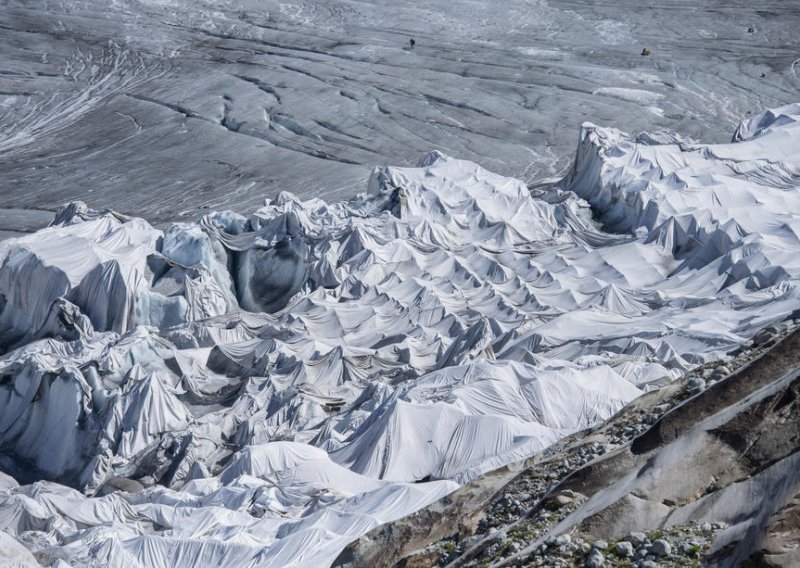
[1,104,800,566]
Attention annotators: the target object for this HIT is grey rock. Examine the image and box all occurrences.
[686,377,706,393]
[586,549,605,568]
[680,542,697,555]
[650,539,672,557]
[753,331,773,346]
[556,534,572,546]
[553,494,573,507]
[592,540,608,550]
[615,541,635,557]
[624,532,647,547]
[97,476,144,496]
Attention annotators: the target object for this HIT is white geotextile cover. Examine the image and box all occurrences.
[1,104,800,566]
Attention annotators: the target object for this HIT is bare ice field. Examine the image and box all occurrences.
[1,0,799,232]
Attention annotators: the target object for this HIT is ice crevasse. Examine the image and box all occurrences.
[0,104,799,566]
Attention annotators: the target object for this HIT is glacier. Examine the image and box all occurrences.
[1,104,800,566]
[3,0,798,234]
